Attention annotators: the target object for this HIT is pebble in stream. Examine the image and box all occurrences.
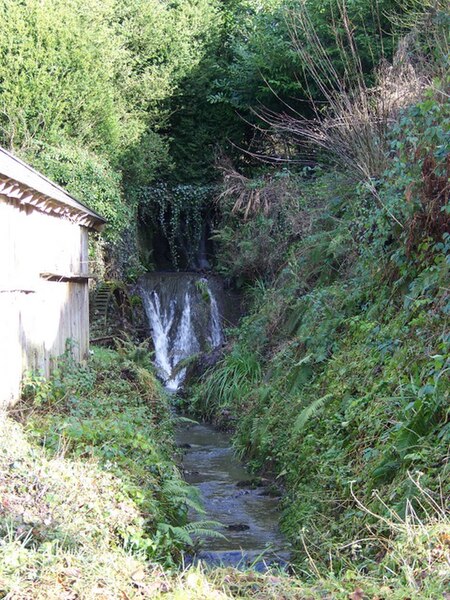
[176,420,290,570]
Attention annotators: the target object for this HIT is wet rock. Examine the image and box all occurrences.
[178,443,191,449]
[259,485,282,498]
[183,346,226,384]
[197,346,225,371]
[234,490,251,497]
[226,523,250,531]
[236,478,260,488]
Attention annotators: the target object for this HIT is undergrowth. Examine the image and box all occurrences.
[1,344,222,597]
[189,81,450,596]
[6,347,448,598]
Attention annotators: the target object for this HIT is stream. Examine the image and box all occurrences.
[139,272,289,569]
[176,419,289,569]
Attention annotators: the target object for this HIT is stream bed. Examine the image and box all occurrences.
[140,271,289,569]
[176,419,290,570]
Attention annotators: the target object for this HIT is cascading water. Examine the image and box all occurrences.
[207,286,222,348]
[140,272,287,568]
[139,273,224,390]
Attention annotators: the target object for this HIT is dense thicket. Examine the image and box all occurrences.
[0,0,412,274]
[188,1,449,590]
[0,0,222,273]
[0,0,448,594]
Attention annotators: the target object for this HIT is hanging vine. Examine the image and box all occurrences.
[140,183,216,269]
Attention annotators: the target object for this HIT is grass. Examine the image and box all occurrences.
[0,415,157,598]
[0,346,208,597]
[0,359,314,599]
[0,346,314,598]
[188,77,450,596]
[1,345,449,598]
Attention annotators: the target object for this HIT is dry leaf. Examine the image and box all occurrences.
[131,568,147,582]
[62,567,82,579]
[349,589,365,600]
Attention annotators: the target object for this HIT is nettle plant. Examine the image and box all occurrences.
[22,340,95,406]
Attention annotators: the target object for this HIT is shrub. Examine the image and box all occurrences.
[268,4,430,182]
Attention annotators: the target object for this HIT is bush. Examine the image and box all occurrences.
[194,88,449,574]
[20,346,208,565]
[23,142,130,242]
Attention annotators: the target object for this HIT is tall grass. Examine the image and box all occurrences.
[262,1,432,183]
[200,346,262,417]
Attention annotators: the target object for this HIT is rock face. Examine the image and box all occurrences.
[140,272,237,390]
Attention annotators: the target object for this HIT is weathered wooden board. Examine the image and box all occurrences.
[0,198,90,408]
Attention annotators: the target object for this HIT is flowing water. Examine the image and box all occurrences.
[140,272,288,568]
[176,420,289,569]
[140,272,224,390]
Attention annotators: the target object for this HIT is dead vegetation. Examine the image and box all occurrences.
[259,4,431,183]
[215,160,296,220]
[406,152,450,254]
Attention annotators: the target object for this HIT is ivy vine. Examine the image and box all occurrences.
[140,183,217,269]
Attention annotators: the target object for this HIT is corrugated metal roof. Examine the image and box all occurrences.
[0,146,107,230]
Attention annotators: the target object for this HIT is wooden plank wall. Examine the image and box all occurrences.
[0,197,90,408]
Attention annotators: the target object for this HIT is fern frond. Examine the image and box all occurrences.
[184,520,226,539]
[158,523,193,545]
[182,496,206,514]
[294,394,333,434]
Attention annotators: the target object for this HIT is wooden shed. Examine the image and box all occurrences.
[0,147,106,408]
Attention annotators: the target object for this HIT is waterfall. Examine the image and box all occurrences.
[142,290,174,381]
[140,273,224,390]
[206,281,222,348]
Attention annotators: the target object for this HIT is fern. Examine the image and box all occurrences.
[286,354,314,394]
[181,496,206,515]
[158,520,225,547]
[184,520,226,540]
[372,368,448,484]
[161,478,205,514]
[372,397,444,484]
[293,394,333,435]
[158,523,194,546]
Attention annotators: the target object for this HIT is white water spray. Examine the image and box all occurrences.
[140,274,223,391]
[206,282,222,348]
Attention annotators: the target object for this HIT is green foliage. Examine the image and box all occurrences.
[4,349,449,597]
[0,0,227,273]
[117,0,224,185]
[199,225,449,576]
[194,345,262,419]
[25,142,130,242]
[140,183,216,269]
[0,416,161,598]
[292,393,333,434]
[23,346,212,565]
[22,341,96,407]
[214,168,356,284]
[208,0,400,113]
[115,336,155,371]
[0,0,220,161]
[370,86,450,260]
[0,0,126,154]
[121,130,172,190]
[193,84,450,578]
